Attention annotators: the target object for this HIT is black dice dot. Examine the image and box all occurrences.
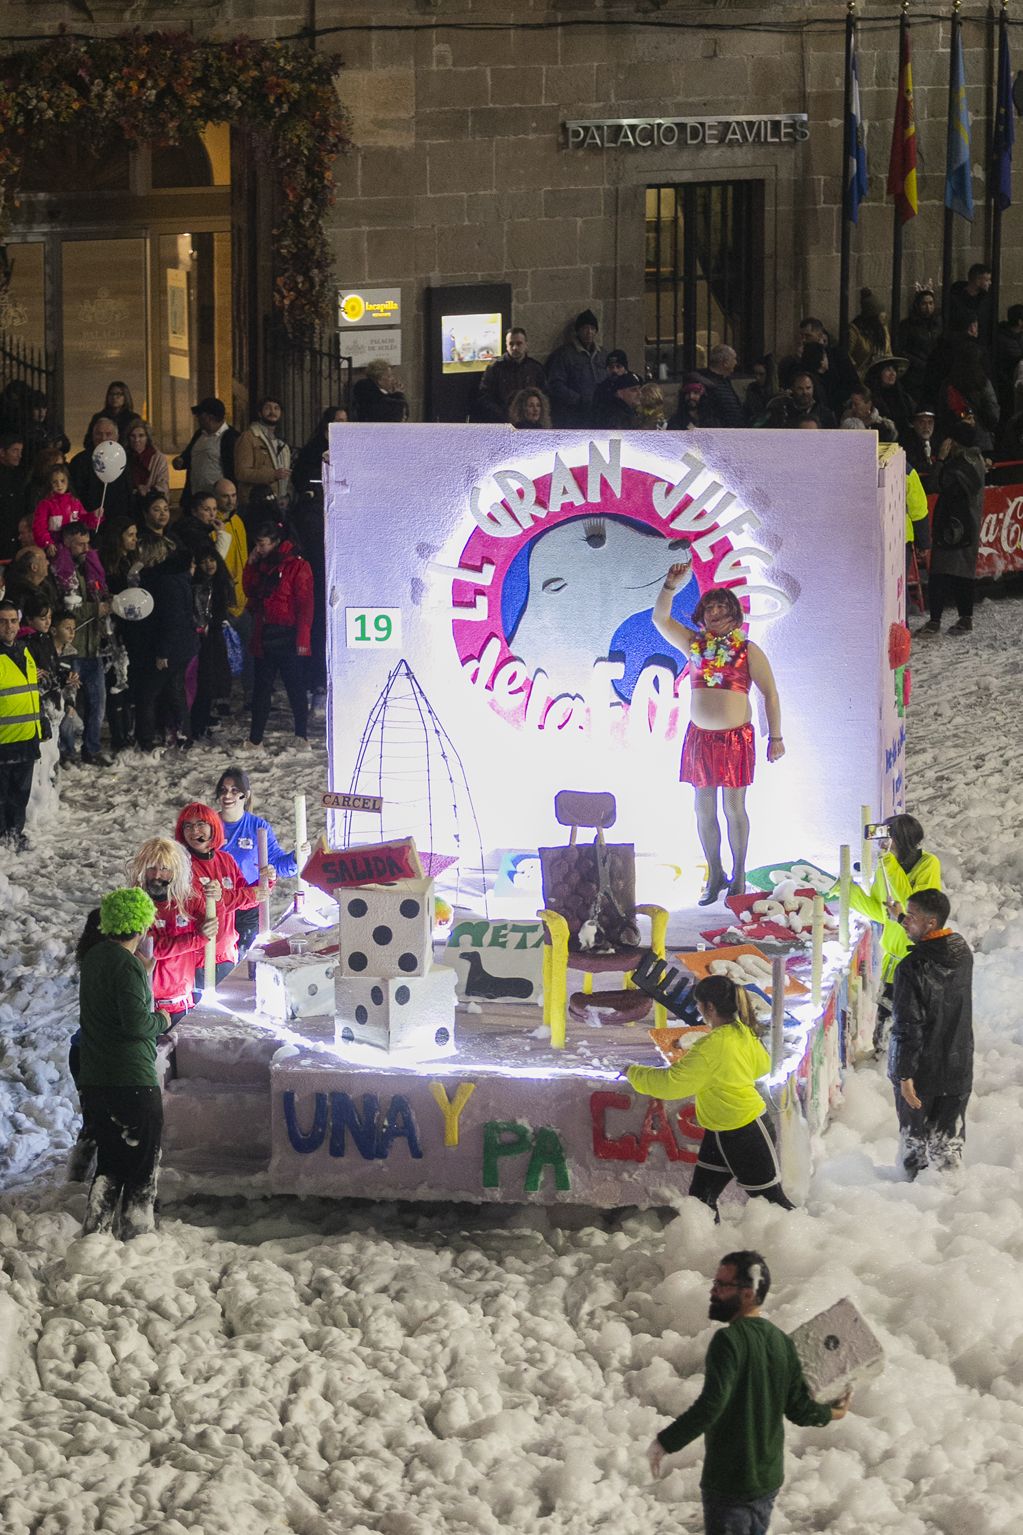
[395,985,410,1005]
[371,986,384,1005]
[348,952,367,972]
[340,1027,355,1043]
[355,1005,368,1025]
[398,952,417,972]
[434,1027,450,1046]
[348,898,367,918]
[399,899,420,919]
[373,925,393,946]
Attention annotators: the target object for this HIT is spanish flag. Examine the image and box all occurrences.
[887,18,918,223]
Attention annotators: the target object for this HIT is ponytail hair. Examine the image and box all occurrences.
[693,973,761,1036]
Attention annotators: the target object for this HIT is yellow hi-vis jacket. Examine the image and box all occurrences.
[0,647,42,748]
[626,1023,771,1131]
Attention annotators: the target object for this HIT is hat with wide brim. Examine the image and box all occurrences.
[865,355,909,379]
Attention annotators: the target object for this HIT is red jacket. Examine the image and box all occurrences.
[242,541,314,658]
[174,803,261,965]
[149,897,206,1013]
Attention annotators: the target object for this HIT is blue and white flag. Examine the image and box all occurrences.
[847,34,869,224]
[944,29,974,221]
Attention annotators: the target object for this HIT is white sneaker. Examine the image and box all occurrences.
[247,740,269,758]
[292,736,312,752]
[309,689,327,717]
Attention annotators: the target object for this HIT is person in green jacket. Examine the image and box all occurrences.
[626,975,793,1217]
[78,887,171,1239]
[848,812,942,1052]
[647,1250,850,1535]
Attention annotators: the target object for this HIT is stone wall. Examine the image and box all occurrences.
[6,1,1017,418]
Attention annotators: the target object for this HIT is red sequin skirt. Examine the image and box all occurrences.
[680,722,756,789]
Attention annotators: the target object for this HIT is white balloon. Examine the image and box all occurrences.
[111,586,154,622]
[92,441,127,484]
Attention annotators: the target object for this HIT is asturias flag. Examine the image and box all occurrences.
[887,20,919,223]
[944,29,974,221]
[847,32,869,224]
[992,17,1015,212]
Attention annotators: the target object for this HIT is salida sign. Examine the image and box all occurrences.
[444,437,792,740]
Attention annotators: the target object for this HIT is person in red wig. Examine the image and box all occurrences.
[174,801,273,991]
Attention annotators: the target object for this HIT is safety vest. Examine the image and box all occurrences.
[0,648,42,746]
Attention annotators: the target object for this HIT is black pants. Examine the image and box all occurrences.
[690,1117,794,1216]
[894,1085,969,1175]
[0,758,35,840]
[79,1085,163,1238]
[234,905,261,954]
[193,958,235,1000]
[135,663,190,749]
[929,571,974,624]
[249,652,309,743]
[105,670,134,750]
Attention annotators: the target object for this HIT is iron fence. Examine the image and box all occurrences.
[0,331,57,441]
[262,318,352,452]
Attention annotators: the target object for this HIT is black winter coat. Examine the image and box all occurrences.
[141,560,198,669]
[890,931,973,1094]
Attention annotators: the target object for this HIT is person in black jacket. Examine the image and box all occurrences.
[134,549,198,751]
[889,887,973,1178]
[592,371,643,430]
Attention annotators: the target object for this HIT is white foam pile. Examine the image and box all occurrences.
[1,604,1023,1533]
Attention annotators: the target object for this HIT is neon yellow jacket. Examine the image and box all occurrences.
[905,468,929,543]
[626,1023,771,1132]
[848,849,942,981]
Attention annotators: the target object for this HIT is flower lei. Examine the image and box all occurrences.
[0,32,349,332]
[689,628,746,686]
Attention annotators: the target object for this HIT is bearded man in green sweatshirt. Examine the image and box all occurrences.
[647,1251,850,1535]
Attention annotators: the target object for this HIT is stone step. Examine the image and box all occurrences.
[162,1080,271,1170]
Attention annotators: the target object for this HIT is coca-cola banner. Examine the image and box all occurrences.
[978,475,1023,580]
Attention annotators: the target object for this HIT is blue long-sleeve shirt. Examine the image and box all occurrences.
[221,810,297,883]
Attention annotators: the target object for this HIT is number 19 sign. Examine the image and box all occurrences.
[345,607,402,649]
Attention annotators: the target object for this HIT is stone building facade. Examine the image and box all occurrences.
[2,0,1016,426]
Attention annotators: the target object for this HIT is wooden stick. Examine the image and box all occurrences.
[203,891,218,997]
[839,844,851,948]
[293,793,309,914]
[770,958,786,1074]
[257,827,272,935]
[294,792,307,853]
[811,893,825,1007]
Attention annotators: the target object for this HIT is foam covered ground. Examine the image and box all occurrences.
[2,606,1023,1534]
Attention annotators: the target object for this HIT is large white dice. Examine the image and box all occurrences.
[254,951,337,1023]
[334,963,456,1056]
[790,1297,884,1401]
[337,878,434,979]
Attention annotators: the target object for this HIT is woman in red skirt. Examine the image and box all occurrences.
[654,554,785,906]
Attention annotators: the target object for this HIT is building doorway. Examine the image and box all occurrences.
[1,125,233,475]
[644,180,764,381]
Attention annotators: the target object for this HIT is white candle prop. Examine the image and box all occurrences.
[257,826,272,935]
[860,803,873,886]
[811,893,825,1007]
[204,891,218,997]
[770,956,786,1074]
[294,792,307,854]
[839,843,851,949]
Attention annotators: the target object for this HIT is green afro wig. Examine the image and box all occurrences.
[99,887,157,938]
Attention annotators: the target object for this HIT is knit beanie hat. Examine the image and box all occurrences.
[574,309,599,332]
[859,288,884,320]
[100,887,157,937]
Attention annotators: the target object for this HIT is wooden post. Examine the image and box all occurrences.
[811,894,825,1007]
[203,891,218,997]
[257,827,272,935]
[294,792,309,914]
[860,803,873,886]
[839,843,852,948]
[770,957,786,1074]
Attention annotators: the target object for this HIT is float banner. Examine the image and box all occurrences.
[325,426,901,873]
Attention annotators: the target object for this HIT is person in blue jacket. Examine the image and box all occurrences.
[214,765,297,951]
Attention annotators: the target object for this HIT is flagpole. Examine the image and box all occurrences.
[942,1,963,315]
[890,4,911,334]
[839,0,856,347]
[991,0,1010,349]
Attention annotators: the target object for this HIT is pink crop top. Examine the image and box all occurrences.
[689,635,752,693]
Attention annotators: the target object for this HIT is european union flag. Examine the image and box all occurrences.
[944,31,973,220]
[992,17,1015,212]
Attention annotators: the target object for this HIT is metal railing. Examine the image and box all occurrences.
[262,318,352,451]
[0,332,57,440]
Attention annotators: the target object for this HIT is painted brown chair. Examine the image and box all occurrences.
[538,790,669,1047]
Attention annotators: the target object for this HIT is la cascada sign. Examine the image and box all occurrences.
[565,115,810,150]
[440,437,793,739]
